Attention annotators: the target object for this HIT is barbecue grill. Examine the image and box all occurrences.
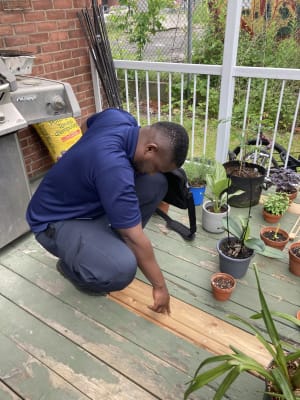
[0,53,81,248]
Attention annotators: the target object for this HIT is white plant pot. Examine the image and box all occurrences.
[202,200,230,233]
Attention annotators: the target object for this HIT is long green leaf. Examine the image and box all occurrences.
[229,314,276,358]
[254,265,289,381]
[184,363,234,399]
[271,367,295,400]
[214,366,241,400]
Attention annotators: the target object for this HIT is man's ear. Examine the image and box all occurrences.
[144,143,158,155]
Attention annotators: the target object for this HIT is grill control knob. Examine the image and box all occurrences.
[50,95,66,111]
[0,112,5,124]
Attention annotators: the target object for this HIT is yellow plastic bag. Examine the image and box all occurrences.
[33,117,82,162]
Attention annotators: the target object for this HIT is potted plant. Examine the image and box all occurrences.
[202,161,244,233]
[260,224,290,251]
[223,159,266,208]
[184,158,215,206]
[210,272,236,301]
[268,167,300,203]
[263,192,290,223]
[289,241,300,277]
[217,214,284,279]
[184,264,300,400]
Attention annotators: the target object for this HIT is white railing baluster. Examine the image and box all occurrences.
[286,90,300,168]
[168,73,172,121]
[240,78,252,160]
[124,69,130,112]
[180,73,184,126]
[191,74,197,159]
[203,74,210,157]
[146,71,150,125]
[134,70,140,125]
[156,72,161,121]
[268,80,286,175]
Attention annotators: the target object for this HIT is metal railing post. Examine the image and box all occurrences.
[215,0,242,163]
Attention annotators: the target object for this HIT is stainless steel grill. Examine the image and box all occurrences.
[0,55,81,248]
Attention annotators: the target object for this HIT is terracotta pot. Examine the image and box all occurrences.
[297,310,300,321]
[157,201,169,214]
[289,242,300,276]
[211,272,236,301]
[276,188,298,204]
[260,226,289,251]
[262,209,282,224]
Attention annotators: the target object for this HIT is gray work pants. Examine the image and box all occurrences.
[35,173,167,292]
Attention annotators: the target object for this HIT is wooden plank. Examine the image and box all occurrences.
[0,382,22,400]
[0,295,157,400]
[109,279,272,368]
[0,264,212,400]
[0,331,89,400]
[0,249,266,400]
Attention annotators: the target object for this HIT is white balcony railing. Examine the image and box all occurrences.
[91,0,300,173]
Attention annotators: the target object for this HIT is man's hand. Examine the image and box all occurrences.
[148,286,171,315]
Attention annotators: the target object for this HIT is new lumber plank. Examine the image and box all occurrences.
[109,279,272,368]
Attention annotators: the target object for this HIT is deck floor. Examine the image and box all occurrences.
[0,192,299,400]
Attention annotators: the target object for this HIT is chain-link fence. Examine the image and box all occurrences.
[104,0,204,62]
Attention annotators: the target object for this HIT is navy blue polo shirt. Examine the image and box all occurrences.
[26,108,141,233]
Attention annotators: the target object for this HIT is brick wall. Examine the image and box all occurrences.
[0,0,97,178]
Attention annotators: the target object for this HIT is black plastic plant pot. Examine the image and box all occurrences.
[223,161,266,208]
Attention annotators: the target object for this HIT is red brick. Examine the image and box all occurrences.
[73,65,90,75]
[24,11,46,21]
[44,61,64,73]
[69,29,82,39]
[0,25,13,35]
[73,0,92,8]
[38,53,54,64]
[32,64,45,76]
[53,0,73,9]
[48,31,69,42]
[60,39,78,50]
[45,10,66,20]
[29,32,49,44]
[41,42,61,53]
[31,0,53,10]
[57,20,76,30]
[63,58,80,69]
[37,21,58,32]
[72,48,88,58]
[67,75,84,86]
[45,72,59,80]
[56,68,75,79]
[0,13,23,24]
[14,23,37,35]
[5,36,28,46]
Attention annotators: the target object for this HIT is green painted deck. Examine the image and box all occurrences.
[0,192,299,400]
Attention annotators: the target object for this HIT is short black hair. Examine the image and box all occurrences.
[151,121,189,167]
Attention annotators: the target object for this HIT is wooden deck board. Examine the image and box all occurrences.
[0,194,299,399]
[0,242,265,399]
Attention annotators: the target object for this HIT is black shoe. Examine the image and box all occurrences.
[56,260,108,297]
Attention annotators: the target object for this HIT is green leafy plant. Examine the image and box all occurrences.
[184,158,215,187]
[205,161,244,213]
[222,215,284,259]
[184,263,300,400]
[263,192,290,216]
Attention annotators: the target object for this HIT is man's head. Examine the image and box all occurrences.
[133,121,189,175]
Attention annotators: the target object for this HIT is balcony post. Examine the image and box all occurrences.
[215,0,242,163]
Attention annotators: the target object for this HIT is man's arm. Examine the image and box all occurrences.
[117,224,170,314]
